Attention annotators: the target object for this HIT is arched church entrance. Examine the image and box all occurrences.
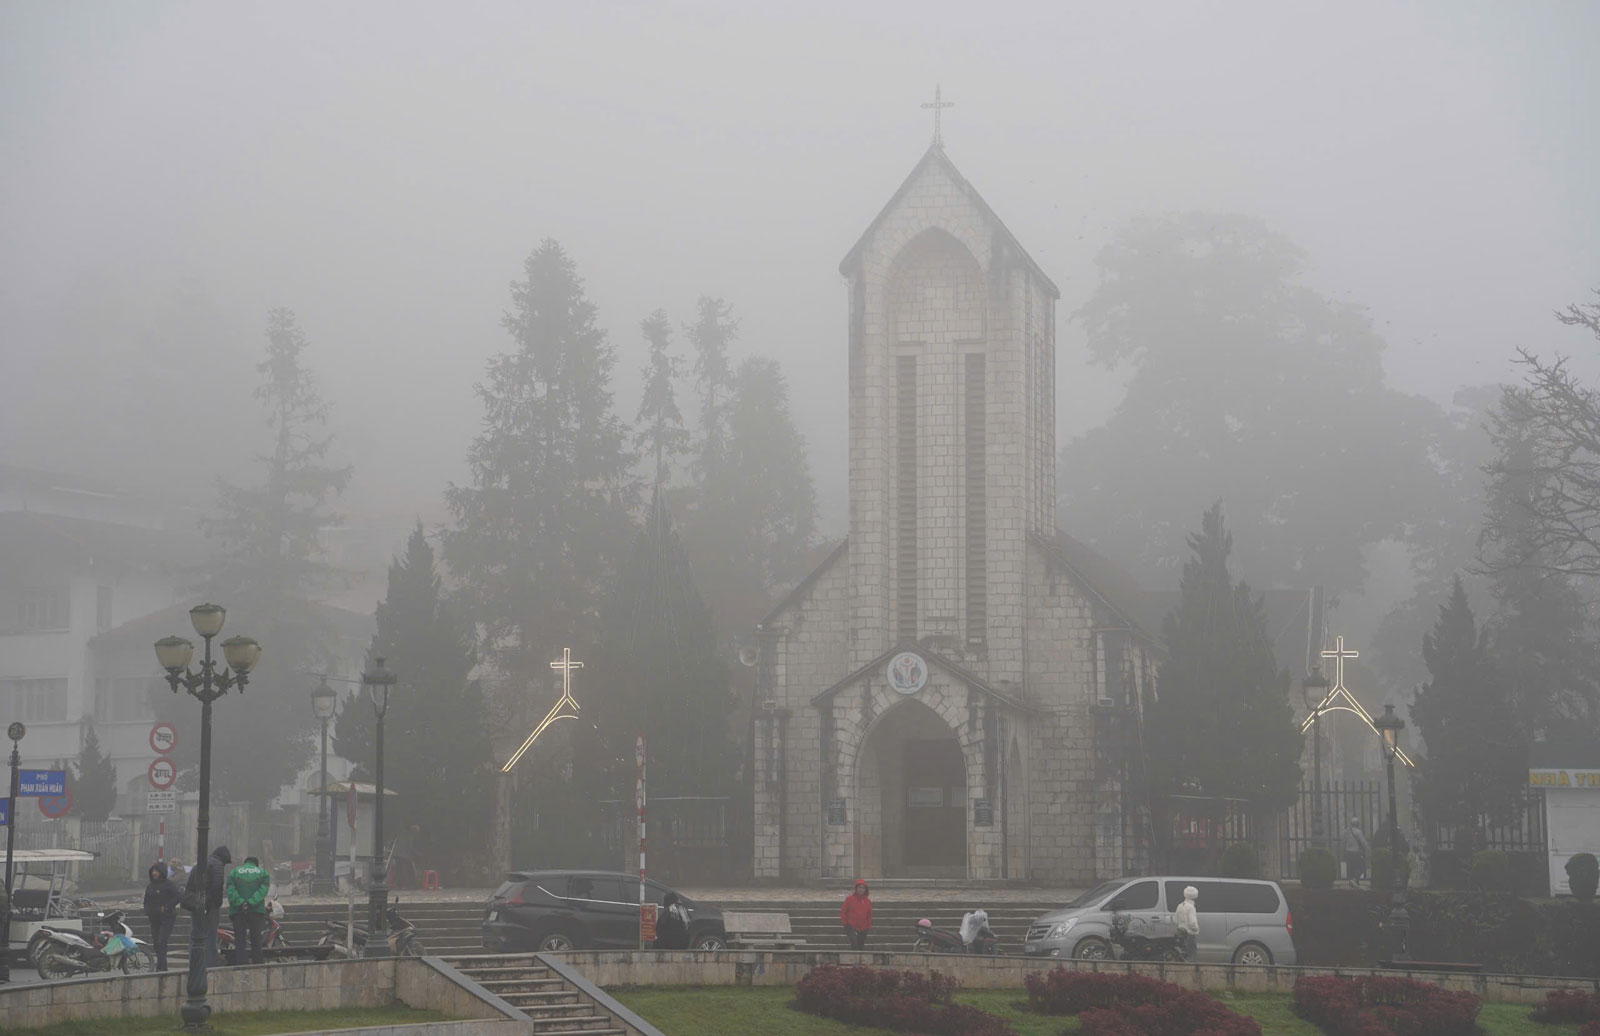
[856,699,967,878]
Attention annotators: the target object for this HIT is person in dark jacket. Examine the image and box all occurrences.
[203,846,232,968]
[142,862,182,971]
[653,892,691,950]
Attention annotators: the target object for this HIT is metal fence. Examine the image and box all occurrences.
[1158,795,1255,874]
[1279,780,1384,878]
[1425,788,1549,894]
[600,796,734,885]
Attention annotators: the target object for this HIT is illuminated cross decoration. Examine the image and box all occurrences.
[501,647,583,773]
[922,84,955,147]
[1300,636,1415,768]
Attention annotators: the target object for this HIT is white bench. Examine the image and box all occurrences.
[722,911,806,950]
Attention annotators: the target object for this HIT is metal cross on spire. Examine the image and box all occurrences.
[1321,636,1359,691]
[922,84,955,147]
[501,647,584,773]
[1299,635,1416,768]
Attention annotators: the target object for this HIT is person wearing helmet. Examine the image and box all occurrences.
[1173,885,1200,962]
[840,879,872,950]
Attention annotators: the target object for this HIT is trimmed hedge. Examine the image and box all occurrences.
[1300,847,1339,890]
[1024,967,1262,1036]
[1293,975,1480,1036]
[793,964,1016,1036]
[1530,989,1600,1024]
[1470,850,1512,892]
[1567,852,1598,902]
[1285,887,1600,976]
[1221,843,1260,879]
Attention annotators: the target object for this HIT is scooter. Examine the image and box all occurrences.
[35,910,153,978]
[911,918,965,953]
[316,896,425,958]
[1108,913,1185,962]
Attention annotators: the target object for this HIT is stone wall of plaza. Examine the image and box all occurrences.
[561,949,1597,1005]
[0,957,526,1034]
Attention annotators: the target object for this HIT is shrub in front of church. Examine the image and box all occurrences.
[1564,852,1597,902]
[1220,842,1260,879]
[1369,847,1411,892]
[793,964,1016,1036]
[1469,849,1511,892]
[1022,969,1261,1036]
[1299,847,1338,890]
[1293,975,1480,1036]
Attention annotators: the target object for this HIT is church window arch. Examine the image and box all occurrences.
[887,228,986,345]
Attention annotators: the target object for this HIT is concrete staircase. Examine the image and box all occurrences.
[446,953,636,1035]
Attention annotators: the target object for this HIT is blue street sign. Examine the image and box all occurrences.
[0,799,8,826]
[19,770,66,797]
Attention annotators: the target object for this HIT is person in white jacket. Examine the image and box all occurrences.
[1173,885,1200,962]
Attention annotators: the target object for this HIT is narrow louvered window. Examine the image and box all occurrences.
[896,355,918,639]
[965,353,986,643]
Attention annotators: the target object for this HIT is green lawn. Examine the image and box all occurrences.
[1,1006,450,1036]
[610,986,1585,1036]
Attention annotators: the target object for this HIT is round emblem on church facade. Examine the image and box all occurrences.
[886,652,928,695]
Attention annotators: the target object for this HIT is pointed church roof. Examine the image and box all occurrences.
[839,143,1060,299]
[1032,529,1162,642]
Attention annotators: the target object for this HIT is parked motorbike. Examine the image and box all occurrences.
[911,918,965,953]
[35,910,153,979]
[216,898,291,959]
[1108,913,1185,963]
[316,896,424,958]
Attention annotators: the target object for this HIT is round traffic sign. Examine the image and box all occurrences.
[148,757,177,790]
[39,788,71,818]
[149,722,178,755]
[635,735,645,766]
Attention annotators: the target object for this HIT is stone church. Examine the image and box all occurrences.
[749,142,1161,885]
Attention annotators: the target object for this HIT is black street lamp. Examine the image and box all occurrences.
[1375,703,1410,964]
[361,657,396,958]
[1302,667,1331,847]
[311,679,338,895]
[155,603,259,1030]
[0,722,24,984]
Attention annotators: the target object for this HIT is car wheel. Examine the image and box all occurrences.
[538,931,575,952]
[1232,942,1273,966]
[693,933,726,951]
[1072,936,1112,961]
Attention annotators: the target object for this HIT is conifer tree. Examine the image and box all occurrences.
[333,524,491,875]
[154,307,350,805]
[1147,504,1303,813]
[444,240,636,679]
[577,491,733,802]
[1411,577,1528,849]
[686,296,737,482]
[634,309,689,485]
[73,723,120,822]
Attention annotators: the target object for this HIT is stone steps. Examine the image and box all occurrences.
[445,954,632,1035]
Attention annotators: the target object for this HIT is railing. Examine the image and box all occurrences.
[1279,780,1383,878]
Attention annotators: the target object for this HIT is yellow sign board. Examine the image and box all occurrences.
[1528,769,1600,789]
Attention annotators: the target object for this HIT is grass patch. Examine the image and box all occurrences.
[2,1006,449,1035]
[612,985,1586,1036]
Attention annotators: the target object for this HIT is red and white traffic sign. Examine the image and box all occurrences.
[39,789,72,819]
[346,784,357,829]
[149,722,177,755]
[148,757,176,790]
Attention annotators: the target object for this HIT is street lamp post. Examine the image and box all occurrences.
[361,657,396,958]
[0,722,25,984]
[155,604,259,1030]
[1302,667,1331,847]
[1375,704,1410,964]
[311,680,338,895]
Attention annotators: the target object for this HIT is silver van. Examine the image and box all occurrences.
[1023,876,1296,966]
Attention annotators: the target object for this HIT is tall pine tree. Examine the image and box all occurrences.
[333,524,491,879]
[155,308,350,805]
[577,491,733,803]
[686,296,737,484]
[73,723,120,822]
[1147,505,1303,814]
[1411,576,1527,850]
[634,309,689,486]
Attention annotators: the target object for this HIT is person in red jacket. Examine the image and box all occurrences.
[840,879,873,950]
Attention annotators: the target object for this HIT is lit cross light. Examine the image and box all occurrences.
[501,648,583,773]
[922,84,954,147]
[1300,636,1415,768]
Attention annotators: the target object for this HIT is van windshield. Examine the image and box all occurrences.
[1061,880,1125,909]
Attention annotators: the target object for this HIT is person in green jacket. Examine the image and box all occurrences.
[224,855,271,965]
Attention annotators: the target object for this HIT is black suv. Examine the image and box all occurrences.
[482,870,727,952]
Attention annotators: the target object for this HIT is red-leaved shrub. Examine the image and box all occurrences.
[792,965,1015,1036]
[1532,990,1600,1024]
[1294,975,1480,1036]
[1022,967,1260,1036]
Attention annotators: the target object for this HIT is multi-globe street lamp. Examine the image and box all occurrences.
[1301,667,1331,847]
[361,657,396,958]
[311,679,338,895]
[1374,703,1411,963]
[154,603,259,1030]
